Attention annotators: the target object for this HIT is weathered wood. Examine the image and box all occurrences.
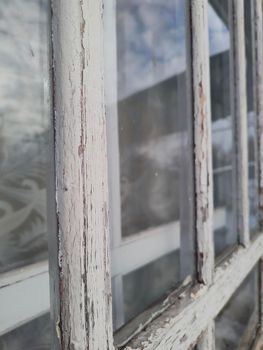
[253,0,263,332]
[251,330,263,350]
[125,233,263,350]
[197,322,215,350]
[188,0,214,286]
[238,311,258,350]
[256,0,263,231]
[188,1,215,347]
[229,0,250,247]
[50,1,114,349]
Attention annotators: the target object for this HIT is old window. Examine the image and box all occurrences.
[2,0,263,349]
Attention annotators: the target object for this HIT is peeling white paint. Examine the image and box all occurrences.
[51,0,114,349]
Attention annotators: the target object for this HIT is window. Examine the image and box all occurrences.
[2,0,263,349]
[0,0,52,349]
[215,266,259,349]
[105,0,195,333]
[209,0,235,257]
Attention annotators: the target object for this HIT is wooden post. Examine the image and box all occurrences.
[230,0,250,247]
[50,1,114,348]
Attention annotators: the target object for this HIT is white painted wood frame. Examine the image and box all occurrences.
[229,0,250,248]
[188,0,214,347]
[0,262,49,336]
[48,0,263,349]
[50,0,114,349]
[125,234,263,349]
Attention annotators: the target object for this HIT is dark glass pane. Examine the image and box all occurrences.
[123,251,179,323]
[245,0,259,235]
[215,267,259,349]
[0,314,50,350]
[106,0,194,331]
[208,0,235,257]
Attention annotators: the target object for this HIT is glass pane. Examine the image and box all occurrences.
[105,0,194,331]
[215,267,259,349]
[0,0,52,347]
[0,314,50,350]
[117,1,189,238]
[0,0,51,272]
[245,0,259,235]
[208,0,235,257]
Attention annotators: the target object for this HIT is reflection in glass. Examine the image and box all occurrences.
[0,0,50,272]
[245,0,259,235]
[208,1,235,257]
[118,0,189,237]
[0,0,51,347]
[0,314,50,350]
[107,0,194,330]
[123,251,179,323]
[215,267,259,349]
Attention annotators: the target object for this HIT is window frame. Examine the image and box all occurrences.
[49,0,263,349]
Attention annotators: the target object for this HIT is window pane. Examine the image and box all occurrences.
[0,0,51,272]
[215,267,259,349]
[0,314,50,350]
[105,0,194,331]
[245,0,259,235]
[208,0,235,257]
[0,0,52,346]
[117,1,189,238]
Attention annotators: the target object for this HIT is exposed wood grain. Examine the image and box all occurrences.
[257,0,263,230]
[50,1,114,349]
[125,233,263,350]
[196,322,215,350]
[188,0,214,286]
[253,0,263,332]
[229,0,250,247]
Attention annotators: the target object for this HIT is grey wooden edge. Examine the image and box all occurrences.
[253,0,263,332]
[188,0,214,287]
[50,1,114,349]
[125,233,263,350]
[258,0,263,231]
[196,322,215,350]
[251,327,263,350]
[229,0,250,247]
[187,1,215,347]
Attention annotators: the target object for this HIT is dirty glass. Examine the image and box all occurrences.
[245,0,259,235]
[105,0,194,331]
[0,314,50,350]
[208,0,235,257]
[215,267,259,349]
[0,0,51,348]
[0,0,51,273]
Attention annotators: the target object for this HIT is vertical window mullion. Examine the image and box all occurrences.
[188,0,214,286]
[104,0,125,331]
[229,0,250,247]
[50,1,114,348]
[198,322,216,350]
[188,0,215,347]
